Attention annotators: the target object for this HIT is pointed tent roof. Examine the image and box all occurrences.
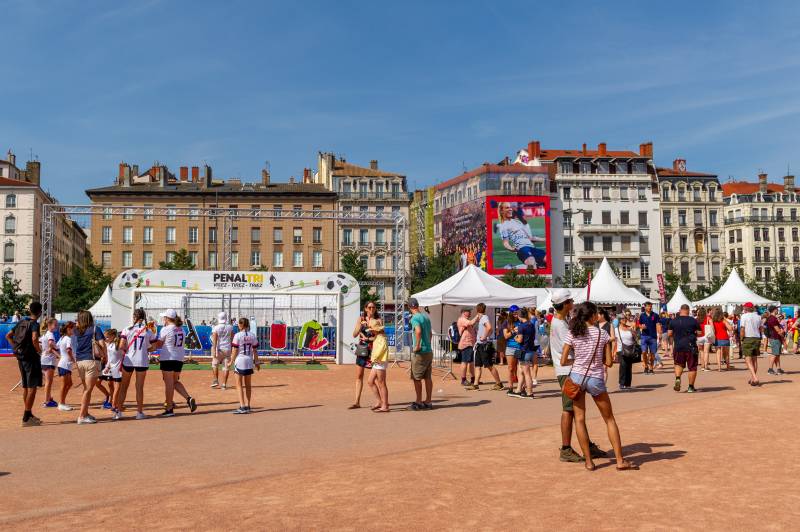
[88,285,113,317]
[666,287,692,314]
[581,258,651,305]
[692,269,778,307]
[412,265,538,307]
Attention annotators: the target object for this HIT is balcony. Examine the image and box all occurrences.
[339,192,407,202]
[576,224,639,234]
[339,214,396,225]
[725,215,799,225]
[576,249,641,259]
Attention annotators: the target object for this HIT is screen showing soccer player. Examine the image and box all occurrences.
[486,196,551,275]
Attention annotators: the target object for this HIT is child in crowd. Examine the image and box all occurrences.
[56,321,77,411]
[102,329,124,419]
[40,318,59,408]
[231,317,260,414]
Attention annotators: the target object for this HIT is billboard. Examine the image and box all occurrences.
[486,196,551,275]
[440,198,487,269]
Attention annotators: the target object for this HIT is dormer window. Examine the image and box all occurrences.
[559,161,573,174]
[597,161,609,173]
[615,161,628,174]
[5,194,16,208]
[580,162,592,174]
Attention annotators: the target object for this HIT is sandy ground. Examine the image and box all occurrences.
[1,352,799,531]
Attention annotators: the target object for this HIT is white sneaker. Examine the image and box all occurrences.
[77,416,97,425]
[112,411,123,420]
[220,384,227,390]
[58,404,73,411]
[532,379,538,386]
[135,412,147,420]
[210,380,219,388]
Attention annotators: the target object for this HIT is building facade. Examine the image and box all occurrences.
[657,159,725,289]
[722,174,800,283]
[524,140,662,297]
[86,163,337,276]
[0,150,87,299]
[409,187,435,265]
[315,153,410,305]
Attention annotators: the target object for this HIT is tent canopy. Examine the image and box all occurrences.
[582,258,652,305]
[692,269,778,307]
[411,265,538,308]
[666,287,692,314]
[88,285,113,317]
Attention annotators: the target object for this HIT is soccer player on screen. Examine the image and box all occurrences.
[497,202,546,269]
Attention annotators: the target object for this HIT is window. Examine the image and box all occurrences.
[764,248,771,261]
[755,268,762,281]
[293,228,302,244]
[293,251,303,267]
[597,161,609,173]
[680,262,689,277]
[583,236,594,251]
[583,211,592,225]
[231,251,238,268]
[696,261,706,280]
[779,247,786,261]
[502,181,512,194]
[376,228,385,244]
[101,251,111,268]
[273,251,283,268]
[583,187,591,200]
[693,209,703,226]
[143,251,153,268]
[755,248,762,262]
[273,227,283,243]
[312,227,322,244]
[563,213,572,228]
[376,206,385,218]
[580,162,592,174]
[765,268,771,282]
[359,205,369,218]
[518,182,527,194]
[794,247,800,261]
[641,261,650,279]
[602,211,611,225]
[123,226,133,244]
[122,251,132,268]
[376,255,385,271]
[621,235,631,251]
[603,236,613,251]
[564,237,573,253]
[143,227,153,244]
[390,183,400,198]
[710,235,719,252]
[165,251,176,263]
[793,228,799,242]
[616,162,628,174]
[231,227,238,243]
[102,205,112,220]
[777,208,784,220]
[638,187,647,200]
[375,182,384,198]
[5,195,16,208]
[188,227,198,244]
[560,162,573,174]
[762,228,768,241]
[693,188,701,202]
[712,262,721,278]
[679,235,688,252]
[359,255,369,269]
[661,187,669,201]
[274,204,283,216]
[737,249,743,263]
[208,251,217,268]
[665,261,673,274]
[638,211,647,227]
[251,250,261,266]
[102,226,112,244]
[166,205,176,221]
[343,229,352,245]
[639,235,649,253]
[166,227,176,244]
[708,187,716,201]
[695,234,704,253]
[209,227,217,244]
[313,250,323,268]
[662,211,671,226]
[678,210,686,226]
[189,205,199,220]
[122,206,133,220]
[4,215,15,234]
[143,205,153,220]
[621,263,631,279]
[778,228,785,242]
[620,211,630,225]
[251,227,260,243]
[601,187,610,200]
[753,227,760,241]
[709,210,718,225]
[563,187,571,200]
[229,204,239,220]
[620,186,628,200]
[792,209,798,221]
[358,229,368,245]
[664,235,672,252]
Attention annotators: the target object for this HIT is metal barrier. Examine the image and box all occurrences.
[431,333,456,381]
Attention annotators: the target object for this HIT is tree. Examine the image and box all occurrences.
[53,253,113,313]
[0,277,32,316]
[159,248,195,270]
[501,267,548,288]
[410,251,457,294]
[554,263,591,287]
[340,250,378,305]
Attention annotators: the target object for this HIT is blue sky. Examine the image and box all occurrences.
[3,0,800,203]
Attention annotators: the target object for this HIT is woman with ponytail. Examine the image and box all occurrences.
[117,308,158,420]
[154,309,197,417]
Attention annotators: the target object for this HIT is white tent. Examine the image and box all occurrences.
[581,258,651,305]
[536,288,586,311]
[692,269,778,307]
[666,287,692,314]
[412,265,538,308]
[88,285,113,318]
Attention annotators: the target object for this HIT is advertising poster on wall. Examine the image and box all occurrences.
[485,196,551,275]
[440,199,488,270]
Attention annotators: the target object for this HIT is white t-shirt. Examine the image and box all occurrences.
[549,316,571,377]
[476,315,492,344]
[57,335,74,370]
[232,331,259,371]
[40,331,57,366]
[498,218,534,250]
[121,324,158,367]
[741,312,762,338]
[617,327,634,347]
[104,344,123,379]
[213,324,233,352]
[159,324,186,362]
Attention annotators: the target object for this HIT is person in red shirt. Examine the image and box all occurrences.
[711,308,733,371]
[789,311,800,355]
[765,306,785,375]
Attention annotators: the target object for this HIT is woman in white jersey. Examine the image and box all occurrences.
[56,321,77,411]
[154,309,197,417]
[210,311,234,390]
[231,317,260,414]
[118,308,158,420]
[40,318,59,408]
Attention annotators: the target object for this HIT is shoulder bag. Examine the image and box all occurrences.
[91,324,104,361]
[562,326,602,400]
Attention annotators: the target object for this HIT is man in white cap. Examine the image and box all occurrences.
[550,288,605,463]
[211,311,234,389]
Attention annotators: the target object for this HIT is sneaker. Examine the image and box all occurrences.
[422,402,433,410]
[85,414,97,422]
[232,407,247,414]
[673,378,681,392]
[44,399,58,408]
[532,379,538,386]
[701,367,710,372]
[102,399,113,409]
[589,442,607,459]
[523,391,535,400]
[767,368,776,375]
[517,391,530,399]
[135,412,147,420]
[187,396,197,412]
[58,403,73,411]
[687,385,696,393]
[159,409,175,417]
[220,384,227,390]
[210,380,219,388]
[777,368,786,375]
[506,390,520,398]
[466,384,479,391]
[77,416,97,425]
[460,378,469,386]
[491,383,505,391]
[559,447,584,463]
[22,417,42,427]
[112,411,123,420]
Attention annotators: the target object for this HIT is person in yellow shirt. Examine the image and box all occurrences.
[367,318,389,412]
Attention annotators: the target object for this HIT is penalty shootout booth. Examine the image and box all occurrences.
[110,269,362,364]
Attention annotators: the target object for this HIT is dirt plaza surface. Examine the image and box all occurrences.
[2,353,799,531]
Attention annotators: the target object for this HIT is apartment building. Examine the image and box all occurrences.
[0,150,87,298]
[315,153,410,305]
[522,140,662,296]
[657,159,725,289]
[409,187,435,265]
[86,163,336,275]
[722,173,800,283]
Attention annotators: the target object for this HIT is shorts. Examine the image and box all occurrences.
[519,351,537,365]
[99,375,122,382]
[459,345,475,364]
[715,339,730,347]
[57,367,72,377]
[557,375,573,412]
[160,360,184,372]
[371,361,387,371]
[506,347,521,359]
[411,352,433,380]
[696,336,707,346]
[475,343,495,368]
[673,350,698,371]
[569,371,607,397]
[211,349,231,368]
[235,368,254,376]
[640,336,658,354]
[122,364,148,373]
[76,360,100,380]
[41,364,55,371]
[355,355,371,368]
[769,338,782,356]
[741,337,760,357]
[17,357,43,389]
[516,246,546,266]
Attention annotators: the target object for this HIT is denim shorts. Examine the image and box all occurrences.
[569,372,607,397]
[715,339,730,347]
[506,347,521,359]
[57,367,72,377]
[520,351,537,365]
[640,336,658,354]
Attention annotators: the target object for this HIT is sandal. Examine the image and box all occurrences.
[616,461,636,471]
[347,404,361,410]
[374,408,389,413]
[585,462,596,471]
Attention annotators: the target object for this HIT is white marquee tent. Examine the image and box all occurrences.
[692,269,778,307]
[666,287,692,314]
[579,258,652,305]
[88,285,113,318]
[412,265,538,308]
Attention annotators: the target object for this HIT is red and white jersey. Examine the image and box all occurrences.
[232,330,258,371]
[121,324,157,367]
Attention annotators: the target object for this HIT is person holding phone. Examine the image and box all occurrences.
[349,302,377,409]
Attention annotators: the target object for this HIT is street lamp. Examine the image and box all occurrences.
[563,204,585,287]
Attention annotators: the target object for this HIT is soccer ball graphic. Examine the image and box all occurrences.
[119,270,141,289]
[325,273,355,294]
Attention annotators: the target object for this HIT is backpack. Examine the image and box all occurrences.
[12,318,36,360]
[447,322,461,347]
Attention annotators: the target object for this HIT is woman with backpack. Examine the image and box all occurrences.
[73,310,108,425]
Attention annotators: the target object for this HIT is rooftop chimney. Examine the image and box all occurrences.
[784,174,795,192]
[131,164,139,177]
[640,142,654,157]
[261,168,270,185]
[370,160,378,170]
[180,166,188,182]
[159,166,168,187]
[303,168,311,183]
[582,143,587,155]
[191,166,199,182]
[118,162,127,182]
[201,165,212,188]
[25,160,41,186]
[758,172,768,193]
[527,140,541,159]
[673,158,686,172]
[7,150,15,167]
[598,142,607,156]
